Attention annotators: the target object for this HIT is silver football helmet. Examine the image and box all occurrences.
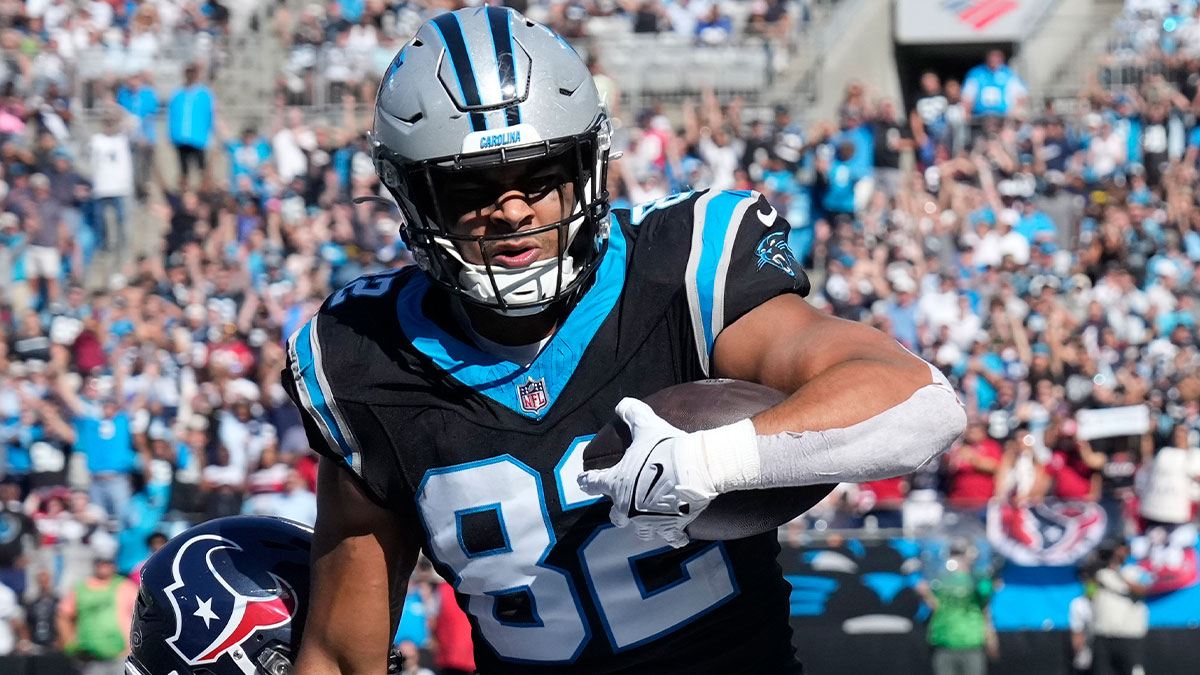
[373,7,613,315]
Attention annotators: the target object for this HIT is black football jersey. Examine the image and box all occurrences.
[282,190,810,674]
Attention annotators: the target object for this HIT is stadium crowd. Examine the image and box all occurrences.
[0,0,1196,671]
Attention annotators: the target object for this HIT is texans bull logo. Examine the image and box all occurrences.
[988,501,1106,567]
[756,231,798,279]
[164,534,298,665]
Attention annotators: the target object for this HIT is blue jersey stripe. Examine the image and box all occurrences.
[432,13,487,132]
[293,320,355,465]
[486,7,521,126]
[693,192,746,358]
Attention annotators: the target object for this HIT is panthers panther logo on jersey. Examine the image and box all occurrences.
[756,231,799,279]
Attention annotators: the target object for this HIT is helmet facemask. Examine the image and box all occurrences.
[375,114,612,315]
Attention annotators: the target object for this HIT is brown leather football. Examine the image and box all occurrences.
[582,379,836,540]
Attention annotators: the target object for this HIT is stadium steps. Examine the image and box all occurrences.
[754,0,852,113]
[1015,0,1126,111]
[76,6,284,291]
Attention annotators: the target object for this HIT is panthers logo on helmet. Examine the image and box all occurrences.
[163,534,299,665]
[756,231,798,279]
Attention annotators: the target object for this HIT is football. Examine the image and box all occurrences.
[582,379,837,541]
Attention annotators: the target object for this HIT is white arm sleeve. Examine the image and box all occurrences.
[704,362,967,492]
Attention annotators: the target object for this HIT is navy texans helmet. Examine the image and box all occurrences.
[126,516,311,675]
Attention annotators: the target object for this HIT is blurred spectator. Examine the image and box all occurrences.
[128,532,167,582]
[0,576,21,655]
[1137,423,1200,525]
[961,49,1027,120]
[22,189,66,306]
[1090,541,1150,675]
[113,472,168,577]
[695,5,733,45]
[397,639,434,675]
[246,468,316,527]
[54,376,136,520]
[219,118,272,197]
[115,72,158,202]
[917,538,997,675]
[912,71,949,166]
[23,568,60,652]
[271,105,313,184]
[87,111,134,253]
[1095,434,1149,540]
[1069,571,1095,674]
[855,476,907,529]
[0,479,37,598]
[433,579,475,675]
[57,555,136,675]
[393,582,431,652]
[871,99,914,196]
[632,0,666,34]
[167,63,215,190]
[201,444,245,520]
[1044,417,1102,501]
[995,426,1047,503]
[946,418,1003,514]
[817,141,867,219]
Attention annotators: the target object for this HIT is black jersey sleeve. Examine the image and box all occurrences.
[677,189,810,374]
[281,304,402,508]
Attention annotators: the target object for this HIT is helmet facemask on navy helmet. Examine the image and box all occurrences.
[374,114,612,315]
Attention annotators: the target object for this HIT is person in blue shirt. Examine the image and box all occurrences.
[217,114,272,193]
[393,589,430,649]
[167,63,215,191]
[957,336,1006,412]
[115,471,169,576]
[818,141,867,217]
[1014,199,1057,247]
[54,376,137,520]
[1,406,41,483]
[961,50,1027,119]
[1184,121,1200,168]
[830,106,875,176]
[885,278,921,351]
[116,71,158,201]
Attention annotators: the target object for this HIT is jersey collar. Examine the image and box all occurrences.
[396,215,626,420]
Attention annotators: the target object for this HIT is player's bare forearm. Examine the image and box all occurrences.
[713,294,933,435]
[295,458,419,675]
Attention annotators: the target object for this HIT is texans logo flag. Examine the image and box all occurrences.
[987,500,1106,567]
[164,534,299,665]
[1133,525,1200,595]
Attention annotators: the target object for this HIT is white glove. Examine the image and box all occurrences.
[577,398,721,548]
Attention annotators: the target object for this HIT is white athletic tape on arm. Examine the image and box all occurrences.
[706,363,966,492]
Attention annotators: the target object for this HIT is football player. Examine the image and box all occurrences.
[284,7,966,674]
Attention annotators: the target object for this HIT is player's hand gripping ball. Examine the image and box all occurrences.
[578,379,837,545]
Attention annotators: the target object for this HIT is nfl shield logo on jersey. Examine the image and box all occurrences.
[518,377,549,415]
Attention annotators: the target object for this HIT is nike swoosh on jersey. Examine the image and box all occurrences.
[757,206,778,228]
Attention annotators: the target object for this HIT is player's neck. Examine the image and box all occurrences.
[460,300,567,347]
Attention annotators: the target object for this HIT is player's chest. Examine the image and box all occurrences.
[398,319,693,476]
